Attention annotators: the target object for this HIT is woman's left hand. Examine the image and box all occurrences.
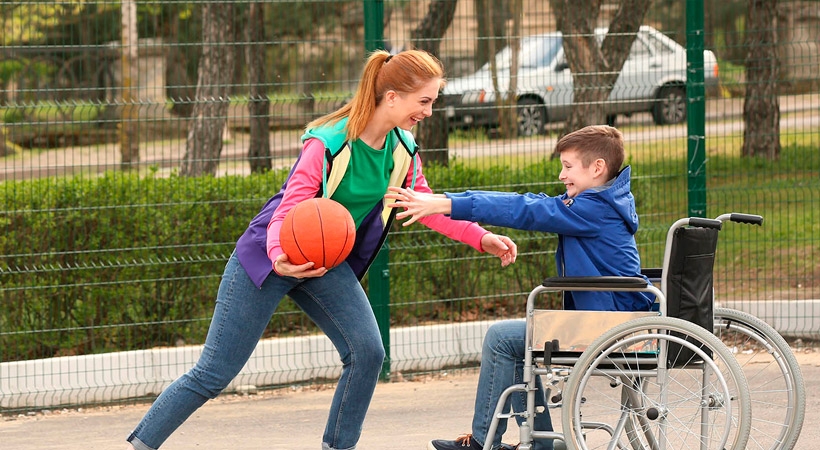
[481,233,517,267]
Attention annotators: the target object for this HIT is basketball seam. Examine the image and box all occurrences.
[315,200,327,268]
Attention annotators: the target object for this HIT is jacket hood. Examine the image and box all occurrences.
[593,165,639,234]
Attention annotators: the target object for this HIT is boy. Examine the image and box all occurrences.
[386,125,653,450]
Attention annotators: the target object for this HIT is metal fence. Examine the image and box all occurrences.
[1,0,818,413]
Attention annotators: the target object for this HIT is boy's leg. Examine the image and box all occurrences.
[430,320,553,450]
[472,320,553,450]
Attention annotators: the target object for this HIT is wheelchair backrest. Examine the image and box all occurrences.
[665,226,720,366]
[665,226,720,330]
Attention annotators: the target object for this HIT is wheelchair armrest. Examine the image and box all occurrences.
[641,268,663,282]
[541,276,648,289]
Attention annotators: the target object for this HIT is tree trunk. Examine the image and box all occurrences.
[410,0,458,167]
[474,0,509,70]
[550,0,651,141]
[246,2,272,173]
[180,2,236,177]
[495,0,522,139]
[120,0,140,170]
[742,0,780,160]
[0,126,16,157]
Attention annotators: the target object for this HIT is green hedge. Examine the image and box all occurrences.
[0,158,620,361]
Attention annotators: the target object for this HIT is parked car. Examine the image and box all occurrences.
[441,25,719,136]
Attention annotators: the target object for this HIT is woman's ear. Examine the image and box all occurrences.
[385,90,397,106]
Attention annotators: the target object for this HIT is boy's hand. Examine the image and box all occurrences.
[385,187,451,226]
[481,233,517,267]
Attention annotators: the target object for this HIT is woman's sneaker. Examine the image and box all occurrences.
[428,434,517,450]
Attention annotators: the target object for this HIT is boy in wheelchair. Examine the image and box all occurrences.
[387,125,654,450]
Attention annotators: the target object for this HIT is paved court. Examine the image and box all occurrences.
[2,350,819,450]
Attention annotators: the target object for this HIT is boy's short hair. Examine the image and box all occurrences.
[554,125,625,180]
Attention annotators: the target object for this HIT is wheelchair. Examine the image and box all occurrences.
[485,212,804,450]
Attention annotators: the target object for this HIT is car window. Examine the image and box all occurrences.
[520,35,562,68]
[628,38,651,59]
[644,33,675,54]
[485,35,562,71]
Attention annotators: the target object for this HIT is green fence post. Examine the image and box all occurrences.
[369,243,391,380]
[363,0,385,52]
[686,0,707,218]
[363,0,391,380]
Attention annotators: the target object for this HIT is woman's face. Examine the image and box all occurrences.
[389,78,441,130]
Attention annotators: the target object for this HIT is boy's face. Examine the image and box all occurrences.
[559,148,607,198]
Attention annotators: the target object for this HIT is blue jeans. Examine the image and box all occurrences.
[472,320,554,450]
[127,251,385,450]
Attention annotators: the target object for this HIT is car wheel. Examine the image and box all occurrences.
[516,98,547,136]
[652,86,687,125]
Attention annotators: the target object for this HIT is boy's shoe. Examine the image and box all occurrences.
[427,434,518,450]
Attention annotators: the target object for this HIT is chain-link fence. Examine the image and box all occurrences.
[1,0,818,413]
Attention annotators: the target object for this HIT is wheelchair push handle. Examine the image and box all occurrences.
[687,217,723,229]
[728,213,764,226]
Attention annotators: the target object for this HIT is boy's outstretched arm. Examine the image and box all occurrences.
[386,187,517,266]
[386,186,451,226]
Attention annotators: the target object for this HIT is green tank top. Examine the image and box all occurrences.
[329,134,396,227]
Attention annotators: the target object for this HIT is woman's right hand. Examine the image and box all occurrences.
[273,254,328,278]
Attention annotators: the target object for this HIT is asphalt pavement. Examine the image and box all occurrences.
[2,348,819,450]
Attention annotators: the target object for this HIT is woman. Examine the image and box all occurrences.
[126,49,517,450]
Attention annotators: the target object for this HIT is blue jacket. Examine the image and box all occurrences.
[446,166,653,312]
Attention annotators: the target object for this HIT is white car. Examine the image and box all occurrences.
[441,25,719,136]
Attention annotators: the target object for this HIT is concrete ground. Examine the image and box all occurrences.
[2,349,819,450]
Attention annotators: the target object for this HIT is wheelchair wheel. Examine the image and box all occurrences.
[561,316,751,450]
[713,307,805,450]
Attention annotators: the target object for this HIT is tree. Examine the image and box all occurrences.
[410,0,458,166]
[484,0,523,139]
[246,2,272,173]
[180,3,236,177]
[742,0,780,159]
[474,0,510,70]
[0,126,20,157]
[120,0,139,170]
[548,0,652,141]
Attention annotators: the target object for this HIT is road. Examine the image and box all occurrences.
[1,346,818,450]
[1,95,817,181]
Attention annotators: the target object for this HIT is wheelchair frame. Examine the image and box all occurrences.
[484,213,804,450]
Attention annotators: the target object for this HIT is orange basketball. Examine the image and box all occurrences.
[279,198,356,269]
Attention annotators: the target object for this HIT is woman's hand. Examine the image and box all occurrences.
[273,254,328,278]
[385,186,451,226]
[481,233,517,267]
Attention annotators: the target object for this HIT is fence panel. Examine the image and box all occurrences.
[1,0,817,413]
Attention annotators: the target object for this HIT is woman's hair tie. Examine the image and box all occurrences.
[385,54,393,64]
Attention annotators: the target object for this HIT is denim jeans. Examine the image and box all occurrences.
[472,320,554,450]
[127,251,385,450]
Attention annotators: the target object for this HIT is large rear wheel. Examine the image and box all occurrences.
[713,307,805,450]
